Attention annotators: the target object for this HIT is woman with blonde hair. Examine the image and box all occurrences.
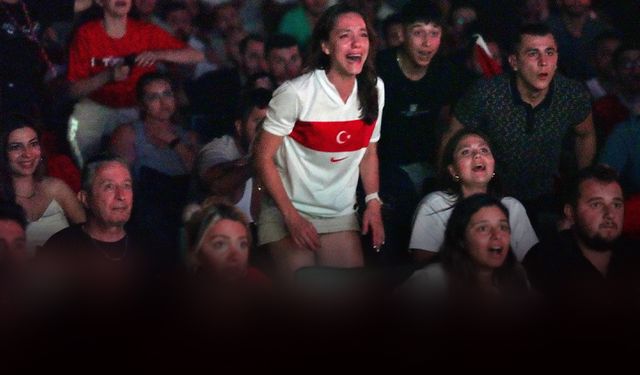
[184,200,267,285]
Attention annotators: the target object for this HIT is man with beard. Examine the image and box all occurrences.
[194,88,271,223]
[523,164,640,310]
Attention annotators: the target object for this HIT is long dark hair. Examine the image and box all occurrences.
[440,194,528,293]
[307,3,379,125]
[438,128,503,202]
[1,113,46,194]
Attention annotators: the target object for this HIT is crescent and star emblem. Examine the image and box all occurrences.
[336,131,351,144]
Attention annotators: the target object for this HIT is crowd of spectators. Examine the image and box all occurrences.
[2,0,640,369]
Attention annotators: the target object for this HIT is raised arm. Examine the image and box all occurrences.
[134,47,204,67]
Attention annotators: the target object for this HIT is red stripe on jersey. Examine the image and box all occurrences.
[289,119,376,152]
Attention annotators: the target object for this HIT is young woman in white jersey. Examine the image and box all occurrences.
[254,4,385,280]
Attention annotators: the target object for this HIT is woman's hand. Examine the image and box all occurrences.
[283,211,320,251]
[362,200,385,252]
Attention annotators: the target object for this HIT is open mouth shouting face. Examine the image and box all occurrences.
[465,205,511,270]
[404,22,442,68]
[322,12,370,79]
[448,134,495,196]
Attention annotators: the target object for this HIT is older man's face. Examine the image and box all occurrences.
[85,162,133,228]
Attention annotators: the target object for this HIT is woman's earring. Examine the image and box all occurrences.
[491,172,496,179]
[454,175,460,182]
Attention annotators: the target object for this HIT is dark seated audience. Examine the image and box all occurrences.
[592,42,640,147]
[0,201,28,282]
[523,164,640,312]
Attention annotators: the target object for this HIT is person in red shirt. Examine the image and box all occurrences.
[66,0,203,167]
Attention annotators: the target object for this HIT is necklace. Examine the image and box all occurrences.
[15,189,36,199]
[83,225,129,261]
[95,235,129,262]
[0,0,55,75]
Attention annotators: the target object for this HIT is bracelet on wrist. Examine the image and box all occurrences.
[365,192,383,205]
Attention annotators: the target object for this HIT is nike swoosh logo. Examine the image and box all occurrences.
[330,156,348,163]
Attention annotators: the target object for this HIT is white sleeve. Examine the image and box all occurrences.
[196,138,234,176]
[504,197,539,261]
[262,81,300,137]
[409,193,452,252]
[369,77,384,143]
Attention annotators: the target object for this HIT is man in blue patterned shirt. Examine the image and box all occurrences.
[442,23,596,240]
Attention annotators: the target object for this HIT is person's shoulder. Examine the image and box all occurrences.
[418,191,456,209]
[524,230,573,263]
[41,224,84,252]
[283,4,305,19]
[554,74,591,106]
[554,73,589,94]
[465,73,507,94]
[75,18,102,33]
[501,196,526,211]
[275,70,315,94]
[127,18,163,32]
[41,177,73,196]
[200,134,234,152]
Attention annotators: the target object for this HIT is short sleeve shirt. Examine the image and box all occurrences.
[453,73,591,201]
[67,18,186,108]
[376,48,468,166]
[262,70,385,217]
[409,191,539,261]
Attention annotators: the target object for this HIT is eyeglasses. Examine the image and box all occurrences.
[144,90,174,101]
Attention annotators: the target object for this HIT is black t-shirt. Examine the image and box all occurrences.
[39,224,158,294]
[523,230,640,310]
[376,47,470,166]
[0,0,73,108]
